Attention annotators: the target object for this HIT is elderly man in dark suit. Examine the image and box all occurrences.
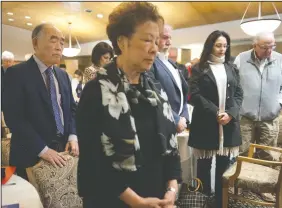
[1,51,14,95]
[3,23,79,178]
[1,51,14,75]
[149,24,189,133]
[1,51,15,138]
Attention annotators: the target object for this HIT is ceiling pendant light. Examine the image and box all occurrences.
[240,2,281,36]
[62,22,81,57]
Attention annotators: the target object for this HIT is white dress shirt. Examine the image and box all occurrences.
[33,55,77,156]
[158,52,183,115]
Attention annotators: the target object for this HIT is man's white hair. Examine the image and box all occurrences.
[2,51,14,60]
[253,31,275,44]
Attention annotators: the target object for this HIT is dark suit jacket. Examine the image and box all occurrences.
[188,62,243,150]
[2,57,77,168]
[149,57,189,125]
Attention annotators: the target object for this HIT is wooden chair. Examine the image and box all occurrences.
[26,152,83,208]
[222,143,282,208]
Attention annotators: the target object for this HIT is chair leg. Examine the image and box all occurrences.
[222,185,229,208]
[234,187,238,195]
[276,190,281,208]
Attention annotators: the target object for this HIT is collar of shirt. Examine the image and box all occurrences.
[33,55,54,74]
[253,50,267,66]
[157,52,169,61]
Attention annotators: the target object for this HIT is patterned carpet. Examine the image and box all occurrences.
[228,190,275,208]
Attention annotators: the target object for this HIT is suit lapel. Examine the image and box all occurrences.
[28,57,53,115]
[224,63,233,85]
[156,57,178,88]
[169,60,189,95]
[203,63,217,87]
[205,62,233,88]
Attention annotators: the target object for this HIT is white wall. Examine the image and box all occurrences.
[2,24,33,61]
[78,40,112,56]
[173,14,282,49]
[78,13,282,56]
[2,13,282,59]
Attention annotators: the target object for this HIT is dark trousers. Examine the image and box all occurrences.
[49,139,65,152]
[197,155,230,208]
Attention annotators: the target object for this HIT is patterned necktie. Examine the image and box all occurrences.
[46,67,64,135]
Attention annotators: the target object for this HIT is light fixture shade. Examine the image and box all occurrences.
[62,48,81,57]
[240,19,282,36]
[62,22,81,57]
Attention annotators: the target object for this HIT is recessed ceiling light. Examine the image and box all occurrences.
[97,13,103,19]
[8,18,14,22]
[25,16,31,19]
[7,12,13,15]
[27,23,32,26]
[42,21,46,23]
[84,9,92,13]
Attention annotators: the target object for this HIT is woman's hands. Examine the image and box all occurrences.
[133,197,171,208]
[162,179,178,208]
[217,112,232,125]
[120,188,170,208]
[162,191,176,208]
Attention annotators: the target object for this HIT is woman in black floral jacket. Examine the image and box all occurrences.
[76,2,181,208]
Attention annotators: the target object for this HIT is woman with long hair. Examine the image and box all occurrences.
[188,30,243,208]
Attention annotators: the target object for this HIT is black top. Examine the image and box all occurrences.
[77,80,181,208]
[188,62,243,150]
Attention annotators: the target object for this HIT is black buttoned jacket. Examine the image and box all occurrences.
[188,62,243,150]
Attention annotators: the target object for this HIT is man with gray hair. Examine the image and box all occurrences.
[149,24,189,133]
[1,51,15,141]
[2,51,14,71]
[3,23,78,179]
[234,32,282,157]
[1,50,14,77]
[1,51,14,104]
[234,31,282,200]
[234,32,282,201]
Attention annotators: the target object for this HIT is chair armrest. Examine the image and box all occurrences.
[227,156,282,185]
[248,143,282,158]
[238,156,282,166]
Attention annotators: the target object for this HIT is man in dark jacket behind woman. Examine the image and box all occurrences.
[188,30,243,208]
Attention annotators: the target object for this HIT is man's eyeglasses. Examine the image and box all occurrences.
[257,44,276,51]
[214,44,229,49]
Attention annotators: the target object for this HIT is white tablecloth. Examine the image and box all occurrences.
[177,132,197,184]
[2,174,43,208]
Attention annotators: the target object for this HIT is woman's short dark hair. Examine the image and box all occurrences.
[106,2,162,55]
[199,30,231,69]
[91,42,114,66]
